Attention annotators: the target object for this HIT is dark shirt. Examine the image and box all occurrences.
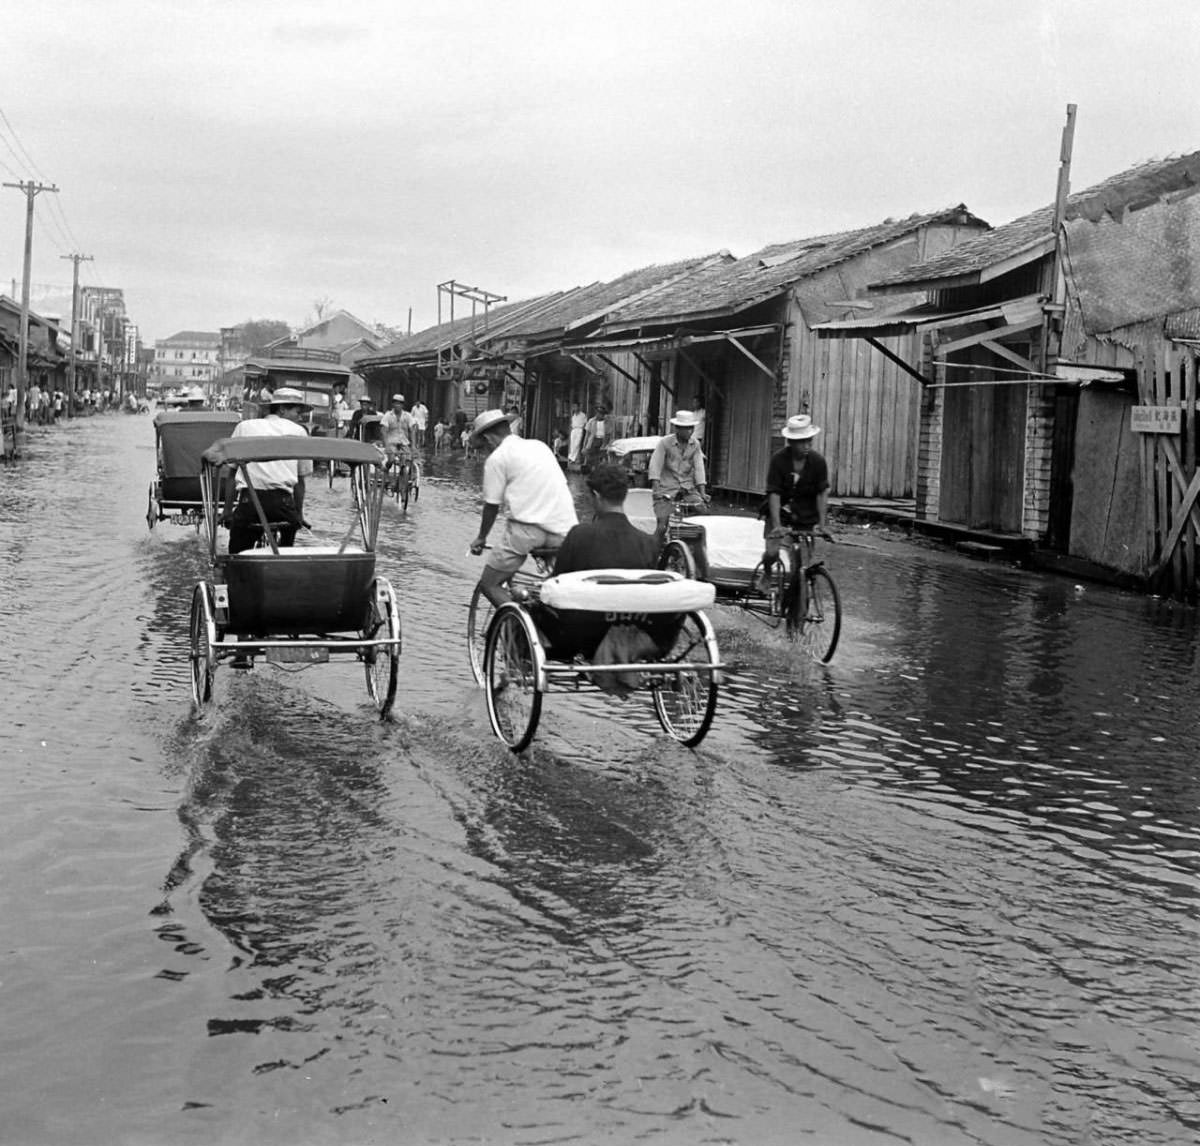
[763,447,829,528]
[553,511,659,576]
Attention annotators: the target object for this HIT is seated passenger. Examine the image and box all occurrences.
[540,464,662,692]
[226,387,312,554]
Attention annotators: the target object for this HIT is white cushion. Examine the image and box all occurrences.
[682,515,763,572]
[624,488,657,535]
[539,568,715,613]
[233,545,368,558]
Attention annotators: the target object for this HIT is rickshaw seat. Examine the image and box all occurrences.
[216,548,376,634]
[161,476,203,505]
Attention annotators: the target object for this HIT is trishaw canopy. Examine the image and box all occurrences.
[202,436,385,468]
[605,435,664,457]
[154,411,242,479]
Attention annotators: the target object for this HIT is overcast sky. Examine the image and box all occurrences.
[4,0,1199,343]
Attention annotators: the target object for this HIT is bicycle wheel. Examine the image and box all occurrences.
[363,580,400,717]
[399,464,412,511]
[189,582,216,708]
[658,538,696,579]
[466,584,496,686]
[798,565,841,663]
[410,461,421,503]
[484,606,543,751]
[651,611,719,747]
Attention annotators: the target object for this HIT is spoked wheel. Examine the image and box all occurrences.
[658,538,696,578]
[651,610,719,747]
[483,605,543,752]
[750,552,790,617]
[399,465,412,512]
[362,579,401,717]
[147,483,159,531]
[410,461,421,503]
[189,582,216,708]
[466,584,496,686]
[795,565,841,664]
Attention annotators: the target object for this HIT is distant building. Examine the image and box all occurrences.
[154,330,221,386]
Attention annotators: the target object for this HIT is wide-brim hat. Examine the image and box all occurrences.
[782,413,821,440]
[390,393,406,403]
[267,386,310,408]
[670,409,699,428]
[469,408,516,445]
[357,395,373,404]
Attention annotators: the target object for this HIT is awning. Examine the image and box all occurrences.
[813,294,1043,340]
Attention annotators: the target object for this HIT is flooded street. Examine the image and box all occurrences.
[2,411,1198,1146]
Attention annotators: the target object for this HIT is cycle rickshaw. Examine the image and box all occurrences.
[663,512,841,663]
[189,436,402,717]
[347,413,420,509]
[147,409,242,529]
[481,568,723,752]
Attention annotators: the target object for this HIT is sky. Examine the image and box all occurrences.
[4,0,1199,345]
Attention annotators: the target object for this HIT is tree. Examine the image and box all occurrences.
[239,319,291,355]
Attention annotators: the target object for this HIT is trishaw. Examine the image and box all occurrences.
[481,568,723,752]
[345,413,420,509]
[602,435,662,486]
[665,513,841,663]
[189,436,402,717]
[147,409,242,529]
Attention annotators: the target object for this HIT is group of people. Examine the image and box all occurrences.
[2,384,121,424]
[467,403,828,602]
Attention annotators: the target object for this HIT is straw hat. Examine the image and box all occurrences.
[390,393,406,404]
[267,386,309,408]
[669,409,699,428]
[469,408,515,445]
[782,413,821,440]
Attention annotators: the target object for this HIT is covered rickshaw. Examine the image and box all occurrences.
[147,409,242,529]
[189,436,402,717]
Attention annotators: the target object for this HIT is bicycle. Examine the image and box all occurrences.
[384,453,421,511]
[466,545,558,686]
[776,530,841,662]
[655,492,710,579]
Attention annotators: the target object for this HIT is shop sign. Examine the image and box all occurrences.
[1130,405,1181,433]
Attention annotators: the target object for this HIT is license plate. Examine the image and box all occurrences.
[266,647,329,665]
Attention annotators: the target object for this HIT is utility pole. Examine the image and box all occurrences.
[3,180,59,432]
[60,252,93,418]
[1043,104,1077,367]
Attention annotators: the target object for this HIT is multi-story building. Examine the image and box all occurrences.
[153,330,221,386]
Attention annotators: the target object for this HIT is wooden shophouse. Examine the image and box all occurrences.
[562,208,990,497]
[816,151,1200,597]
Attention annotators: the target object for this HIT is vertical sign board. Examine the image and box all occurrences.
[1131,405,1182,433]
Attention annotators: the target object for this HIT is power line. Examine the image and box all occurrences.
[0,105,47,182]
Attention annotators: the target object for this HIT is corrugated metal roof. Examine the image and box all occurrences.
[873,152,1200,291]
[596,207,988,329]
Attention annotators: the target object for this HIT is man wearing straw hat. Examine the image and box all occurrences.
[468,408,577,606]
[647,408,710,542]
[226,387,313,554]
[756,413,830,594]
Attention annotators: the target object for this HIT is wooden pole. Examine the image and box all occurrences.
[1042,105,1076,368]
[60,252,92,418]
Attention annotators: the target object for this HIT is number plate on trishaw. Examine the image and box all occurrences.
[266,647,329,665]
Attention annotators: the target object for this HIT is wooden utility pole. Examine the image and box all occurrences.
[3,180,59,431]
[60,252,93,418]
[1043,104,1077,366]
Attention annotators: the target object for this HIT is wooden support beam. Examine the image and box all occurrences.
[935,316,1042,357]
[724,333,776,382]
[677,347,722,398]
[567,353,601,376]
[595,353,642,388]
[1151,463,1200,582]
[980,339,1037,374]
[866,337,933,387]
[639,351,677,396]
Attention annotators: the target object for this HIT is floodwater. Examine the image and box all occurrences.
[1,411,1197,1146]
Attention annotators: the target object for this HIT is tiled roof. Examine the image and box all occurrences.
[160,330,220,344]
[874,152,1200,290]
[598,207,987,329]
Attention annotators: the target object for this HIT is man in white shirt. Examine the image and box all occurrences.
[468,408,578,606]
[227,387,313,553]
[381,394,415,466]
[410,399,428,447]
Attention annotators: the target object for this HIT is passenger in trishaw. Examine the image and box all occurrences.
[468,408,577,606]
[226,387,313,554]
[536,463,672,694]
[648,409,710,542]
[756,413,830,594]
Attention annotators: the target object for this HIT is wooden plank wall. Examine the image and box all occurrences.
[796,319,921,498]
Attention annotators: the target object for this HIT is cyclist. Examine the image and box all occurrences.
[756,413,829,595]
[381,394,415,469]
[468,408,577,606]
[648,409,709,542]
